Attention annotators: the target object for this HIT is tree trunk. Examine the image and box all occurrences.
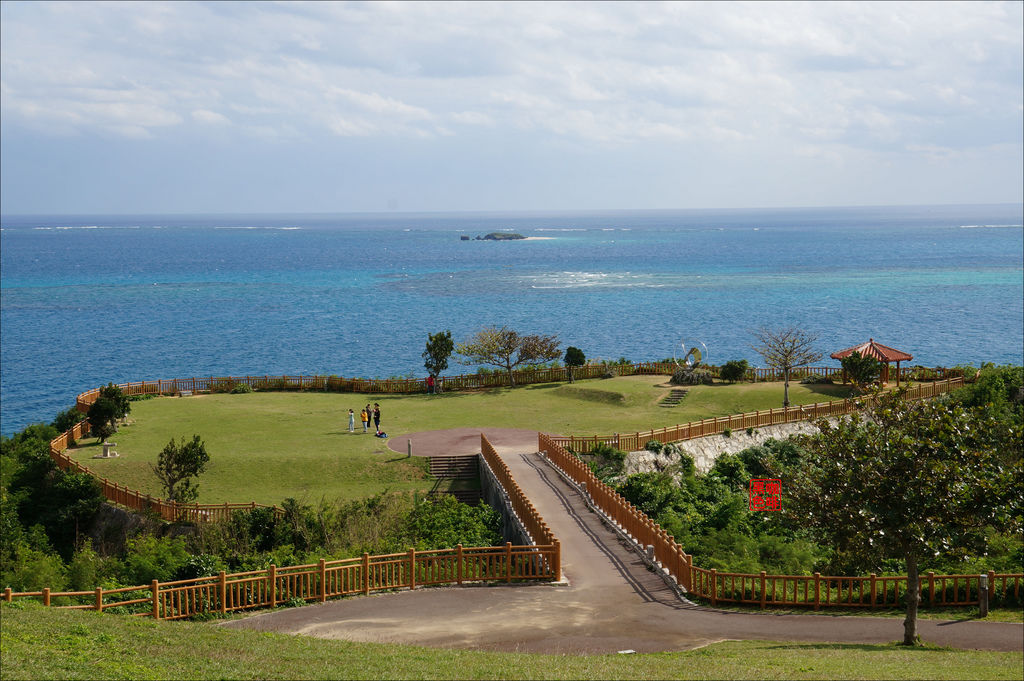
[568,367,574,383]
[903,552,921,646]
[505,363,516,387]
[783,369,791,407]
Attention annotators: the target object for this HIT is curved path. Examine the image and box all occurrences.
[224,430,1023,654]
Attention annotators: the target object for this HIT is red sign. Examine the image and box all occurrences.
[749,478,782,511]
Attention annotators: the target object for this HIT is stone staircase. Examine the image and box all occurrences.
[659,388,689,407]
[428,455,482,505]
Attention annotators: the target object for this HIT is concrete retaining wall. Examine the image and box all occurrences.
[477,454,532,546]
[625,419,831,475]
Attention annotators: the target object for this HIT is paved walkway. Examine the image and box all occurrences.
[223,430,1023,654]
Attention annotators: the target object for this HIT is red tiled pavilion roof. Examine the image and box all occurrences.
[830,338,913,363]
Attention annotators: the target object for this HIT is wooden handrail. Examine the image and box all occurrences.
[551,377,964,453]
[536,433,1020,610]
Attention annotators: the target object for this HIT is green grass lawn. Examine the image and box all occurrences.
[69,377,854,506]
[705,603,1024,624]
[2,603,1020,681]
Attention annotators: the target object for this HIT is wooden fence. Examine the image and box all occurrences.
[47,419,284,522]
[2,543,560,620]
[72,363,677,407]
[537,433,1022,610]
[689,568,1023,610]
[71,364,968,409]
[550,377,965,453]
[480,435,561,575]
[55,371,966,522]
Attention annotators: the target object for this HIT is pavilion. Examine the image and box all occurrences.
[831,338,913,386]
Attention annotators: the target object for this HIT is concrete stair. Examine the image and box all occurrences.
[659,388,689,407]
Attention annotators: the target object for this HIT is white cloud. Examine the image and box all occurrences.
[2,1,1020,150]
[0,0,1020,209]
[191,109,230,125]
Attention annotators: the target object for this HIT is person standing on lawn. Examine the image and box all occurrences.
[360,406,369,433]
[348,408,355,433]
[373,403,381,433]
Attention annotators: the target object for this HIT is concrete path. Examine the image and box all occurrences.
[224,430,1024,654]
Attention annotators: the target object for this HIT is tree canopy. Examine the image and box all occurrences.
[840,350,883,392]
[152,435,210,504]
[422,330,454,385]
[456,326,560,386]
[783,390,1022,645]
[750,327,823,406]
[564,346,586,383]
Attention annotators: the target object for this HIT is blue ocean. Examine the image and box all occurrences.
[2,205,1022,436]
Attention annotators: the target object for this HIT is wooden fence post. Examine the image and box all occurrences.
[928,571,935,606]
[42,587,50,607]
[95,587,103,612]
[505,542,513,583]
[987,570,996,605]
[362,553,370,595]
[870,574,877,608]
[408,549,416,590]
[553,540,562,582]
[456,544,464,585]
[219,571,227,614]
[151,580,159,619]
[710,569,717,606]
[760,571,767,609]
[319,559,327,602]
[268,565,277,607]
[813,573,821,610]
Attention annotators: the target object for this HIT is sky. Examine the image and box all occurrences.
[1,1,1022,214]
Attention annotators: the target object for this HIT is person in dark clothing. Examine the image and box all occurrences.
[373,403,381,433]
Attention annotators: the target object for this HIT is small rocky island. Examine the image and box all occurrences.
[460,232,526,241]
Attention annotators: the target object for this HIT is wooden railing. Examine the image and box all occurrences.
[538,433,1021,610]
[689,568,1023,610]
[48,419,284,522]
[2,543,560,620]
[551,377,965,453]
[73,364,965,410]
[538,433,694,591]
[12,431,561,618]
[72,363,677,407]
[480,435,561,579]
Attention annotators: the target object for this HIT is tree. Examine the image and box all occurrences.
[750,327,823,407]
[840,350,884,392]
[784,390,1022,646]
[422,330,454,393]
[456,326,560,387]
[51,406,86,434]
[152,435,210,504]
[99,383,131,423]
[86,398,118,442]
[564,346,586,383]
[719,359,750,383]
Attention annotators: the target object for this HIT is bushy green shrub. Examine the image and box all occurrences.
[402,495,501,550]
[230,384,254,394]
[51,407,86,434]
[121,535,190,584]
[719,359,749,383]
[799,374,833,384]
[208,379,236,393]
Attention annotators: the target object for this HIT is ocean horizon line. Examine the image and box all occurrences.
[3,201,1022,222]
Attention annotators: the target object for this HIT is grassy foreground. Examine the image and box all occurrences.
[69,377,854,506]
[2,603,1020,681]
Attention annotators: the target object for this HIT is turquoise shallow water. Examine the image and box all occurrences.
[2,205,1022,435]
